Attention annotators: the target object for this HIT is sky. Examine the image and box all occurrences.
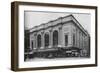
[24,11,91,33]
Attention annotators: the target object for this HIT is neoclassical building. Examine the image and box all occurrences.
[25,15,90,59]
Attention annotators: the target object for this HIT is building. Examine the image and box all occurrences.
[24,15,90,60]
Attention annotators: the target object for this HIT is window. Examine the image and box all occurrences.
[73,34,75,46]
[37,34,41,48]
[31,41,33,49]
[44,33,49,47]
[65,35,68,46]
[53,30,58,47]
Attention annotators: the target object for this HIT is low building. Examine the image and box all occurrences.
[24,15,90,60]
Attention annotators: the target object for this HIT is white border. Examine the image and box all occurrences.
[19,5,96,68]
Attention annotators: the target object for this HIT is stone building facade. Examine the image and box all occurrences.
[25,15,90,59]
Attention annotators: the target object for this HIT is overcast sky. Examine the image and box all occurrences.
[24,11,91,33]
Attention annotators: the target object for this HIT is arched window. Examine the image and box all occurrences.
[53,30,58,47]
[31,41,33,49]
[37,34,41,48]
[44,33,49,47]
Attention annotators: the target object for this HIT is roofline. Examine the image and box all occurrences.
[71,15,89,36]
[26,14,89,36]
[29,14,72,30]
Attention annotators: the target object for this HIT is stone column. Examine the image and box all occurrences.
[34,33,37,49]
[76,29,77,47]
[49,29,52,48]
[58,25,62,47]
[68,28,73,47]
[81,33,83,49]
[41,31,44,49]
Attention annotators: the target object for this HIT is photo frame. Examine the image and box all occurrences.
[11,1,98,71]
